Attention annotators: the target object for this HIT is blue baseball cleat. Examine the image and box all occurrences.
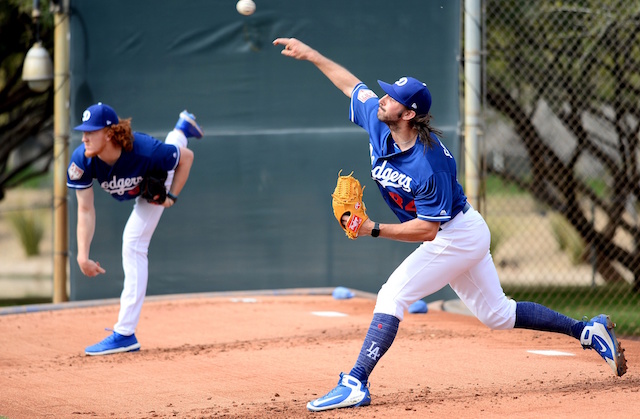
[580,314,627,376]
[85,331,141,356]
[175,110,204,139]
[307,373,371,412]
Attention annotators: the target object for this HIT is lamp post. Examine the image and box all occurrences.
[464,0,484,212]
[52,0,70,303]
[22,1,52,91]
[22,0,70,303]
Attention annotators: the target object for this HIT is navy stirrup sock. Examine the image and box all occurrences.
[349,313,400,383]
[515,301,583,339]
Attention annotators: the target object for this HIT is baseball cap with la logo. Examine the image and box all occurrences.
[377,77,432,116]
[73,102,119,132]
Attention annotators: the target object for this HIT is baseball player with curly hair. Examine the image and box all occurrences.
[273,38,627,412]
[67,103,202,356]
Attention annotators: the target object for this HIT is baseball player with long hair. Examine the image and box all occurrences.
[273,38,627,412]
[67,103,202,356]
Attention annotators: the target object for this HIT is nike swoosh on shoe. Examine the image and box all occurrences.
[313,395,343,406]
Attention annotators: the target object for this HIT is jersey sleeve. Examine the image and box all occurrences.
[66,146,94,190]
[152,142,180,173]
[414,172,454,222]
[349,83,388,156]
[349,83,379,127]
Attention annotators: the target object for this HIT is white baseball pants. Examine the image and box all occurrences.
[373,207,517,330]
[114,129,187,336]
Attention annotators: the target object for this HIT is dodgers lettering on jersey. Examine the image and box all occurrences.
[349,83,467,223]
[66,132,180,201]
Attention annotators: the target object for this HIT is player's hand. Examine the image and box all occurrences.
[160,196,175,208]
[340,215,375,238]
[273,38,315,61]
[147,195,162,205]
[78,258,106,277]
[340,214,359,239]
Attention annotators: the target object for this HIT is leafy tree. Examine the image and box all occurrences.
[0,0,54,200]
[485,0,640,291]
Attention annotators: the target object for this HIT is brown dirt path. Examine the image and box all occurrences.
[1,294,638,418]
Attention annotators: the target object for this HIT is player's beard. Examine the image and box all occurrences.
[377,107,404,128]
[83,142,106,158]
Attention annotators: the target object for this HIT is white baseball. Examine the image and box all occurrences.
[236,0,256,16]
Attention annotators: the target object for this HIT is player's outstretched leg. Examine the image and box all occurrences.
[307,373,371,412]
[580,314,627,377]
[85,330,140,356]
[175,110,204,139]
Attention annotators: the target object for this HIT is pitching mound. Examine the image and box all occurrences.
[1,291,638,418]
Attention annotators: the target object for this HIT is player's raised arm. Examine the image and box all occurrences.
[273,38,361,98]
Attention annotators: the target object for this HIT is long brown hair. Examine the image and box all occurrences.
[412,113,442,148]
[106,118,134,152]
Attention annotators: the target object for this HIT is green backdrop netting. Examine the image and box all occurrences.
[68,0,461,300]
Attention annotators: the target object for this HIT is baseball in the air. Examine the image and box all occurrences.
[236,0,256,16]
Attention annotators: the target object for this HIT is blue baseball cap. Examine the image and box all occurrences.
[377,77,432,115]
[74,102,119,132]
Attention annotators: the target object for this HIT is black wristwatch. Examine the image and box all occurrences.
[167,192,178,203]
[371,222,380,238]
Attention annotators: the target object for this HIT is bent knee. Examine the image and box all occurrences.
[477,299,517,330]
[122,242,149,258]
[373,287,407,321]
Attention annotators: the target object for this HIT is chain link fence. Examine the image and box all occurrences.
[479,0,640,335]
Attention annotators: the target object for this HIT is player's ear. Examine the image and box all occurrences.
[403,109,416,121]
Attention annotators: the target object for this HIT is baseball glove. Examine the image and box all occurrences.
[139,171,168,204]
[331,171,368,239]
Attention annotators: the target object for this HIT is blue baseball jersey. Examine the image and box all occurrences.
[66,132,180,201]
[350,83,467,224]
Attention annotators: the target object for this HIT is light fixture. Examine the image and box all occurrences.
[22,41,53,92]
[22,0,53,93]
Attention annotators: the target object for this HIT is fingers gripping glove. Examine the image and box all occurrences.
[139,172,168,204]
[331,171,368,239]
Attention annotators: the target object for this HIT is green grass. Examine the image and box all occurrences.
[586,177,609,199]
[9,169,53,189]
[549,212,585,265]
[486,218,507,255]
[483,174,610,198]
[504,283,640,336]
[484,174,528,196]
[0,297,51,307]
[7,210,44,256]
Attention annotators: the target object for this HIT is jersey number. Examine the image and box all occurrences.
[389,192,416,212]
